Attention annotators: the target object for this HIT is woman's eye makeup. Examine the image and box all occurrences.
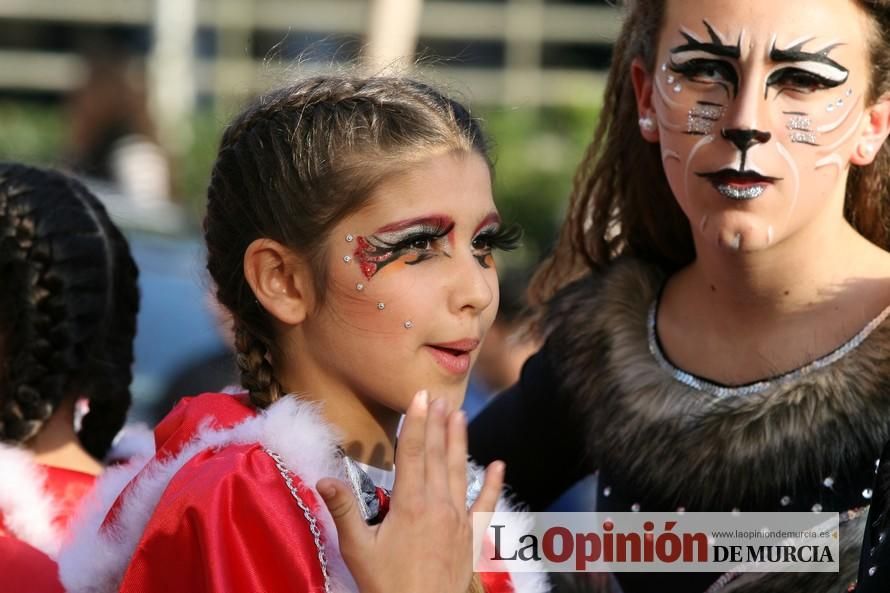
[669,58,739,96]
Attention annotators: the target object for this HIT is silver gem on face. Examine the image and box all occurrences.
[716,184,766,200]
[343,255,352,263]
[346,234,354,242]
[673,84,683,93]
[404,320,413,329]
[377,302,385,310]
[356,283,364,291]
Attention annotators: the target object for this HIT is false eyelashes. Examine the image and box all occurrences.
[473,223,523,253]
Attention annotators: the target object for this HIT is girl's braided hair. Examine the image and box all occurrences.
[204,75,490,409]
[0,162,139,460]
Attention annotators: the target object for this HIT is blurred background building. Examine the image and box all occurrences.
[0,0,617,435]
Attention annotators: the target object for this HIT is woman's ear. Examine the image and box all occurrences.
[243,239,315,326]
[631,57,660,143]
[851,94,890,166]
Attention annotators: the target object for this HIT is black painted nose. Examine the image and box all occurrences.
[721,128,772,151]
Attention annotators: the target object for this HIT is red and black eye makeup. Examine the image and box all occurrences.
[354,216,455,279]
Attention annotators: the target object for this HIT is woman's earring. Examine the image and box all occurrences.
[639,116,656,132]
[863,144,875,156]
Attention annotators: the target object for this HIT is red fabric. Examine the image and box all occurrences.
[113,393,515,593]
[0,464,95,593]
[0,537,65,593]
[118,443,328,593]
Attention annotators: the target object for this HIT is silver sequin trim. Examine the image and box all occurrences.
[265,448,332,593]
[647,301,890,398]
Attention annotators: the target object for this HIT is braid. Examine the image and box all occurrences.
[233,322,283,409]
[0,163,139,459]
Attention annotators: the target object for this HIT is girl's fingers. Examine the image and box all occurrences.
[392,390,429,498]
[446,409,469,507]
[317,478,370,555]
[424,398,450,494]
[468,461,504,516]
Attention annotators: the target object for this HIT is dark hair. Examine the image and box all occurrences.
[204,75,491,409]
[0,163,140,460]
[529,0,890,306]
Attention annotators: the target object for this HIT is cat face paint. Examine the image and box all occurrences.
[649,0,873,253]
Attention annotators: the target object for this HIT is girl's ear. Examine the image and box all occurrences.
[851,94,890,166]
[243,239,315,326]
[631,57,660,144]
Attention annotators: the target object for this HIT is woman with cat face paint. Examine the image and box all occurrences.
[468,0,890,591]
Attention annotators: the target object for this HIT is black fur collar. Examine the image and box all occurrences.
[543,257,890,591]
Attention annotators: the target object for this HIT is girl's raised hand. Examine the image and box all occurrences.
[317,390,505,593]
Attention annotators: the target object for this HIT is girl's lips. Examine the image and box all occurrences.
[424,339,479,376]
[425,345,472,375]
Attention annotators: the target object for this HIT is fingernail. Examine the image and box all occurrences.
[492,460,506,474]
[416,390,429,410]
[431,398,446,415]
[318,484,336,500]
[453,410,466,425]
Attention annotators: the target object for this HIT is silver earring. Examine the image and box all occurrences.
[404,320,413,329]
[377,302,385,310]
[639,116,655,132]
[864,144,875,156]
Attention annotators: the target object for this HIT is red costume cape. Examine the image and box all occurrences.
[60,393,549,593]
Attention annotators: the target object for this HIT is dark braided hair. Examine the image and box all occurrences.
[0,162,139,460]
[204,75,490,409]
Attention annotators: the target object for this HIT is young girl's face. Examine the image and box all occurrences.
[301,151,504,413]
[646,0,876,252]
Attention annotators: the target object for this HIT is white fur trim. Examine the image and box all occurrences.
[59,396,355,593]
[59,396,548,593]
[0,443,63,557]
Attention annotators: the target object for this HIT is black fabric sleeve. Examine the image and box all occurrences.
[468,342,592,510]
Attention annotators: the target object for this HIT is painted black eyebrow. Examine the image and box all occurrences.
[670,20,741,59]
[769,40,848,73]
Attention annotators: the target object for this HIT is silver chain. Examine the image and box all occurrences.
[264,448,332,593]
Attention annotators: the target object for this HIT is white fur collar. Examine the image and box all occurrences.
[0,444,63,557]
[59,395,549,593]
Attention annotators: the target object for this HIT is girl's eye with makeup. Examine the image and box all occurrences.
[472,224,523,253]
[407,237,434,251]
[671,59,737,86]
[768,68,832,93]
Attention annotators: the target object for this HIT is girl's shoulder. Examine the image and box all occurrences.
[60,393,349,593]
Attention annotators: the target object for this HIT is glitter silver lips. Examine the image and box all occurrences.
[697,168,780,202]
[715,184,766,200]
